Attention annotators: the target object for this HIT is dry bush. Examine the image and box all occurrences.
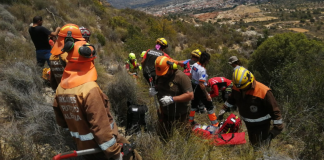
[0,20,17,35]
[0,32,35,62]
[106,68,138,125]
[33,0,50,10]
[0,5,16,24]
[7,3,35,23]
[0,61,78,159]
[0,61,43,117]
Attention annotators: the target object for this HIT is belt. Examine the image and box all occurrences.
[241,114,271,123]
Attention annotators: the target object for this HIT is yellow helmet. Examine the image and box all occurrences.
[191,49,201,58]
[232,67,254,89]
[129,53,136,60]
[156,38,168,47]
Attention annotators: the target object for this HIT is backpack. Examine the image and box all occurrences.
[126,101,148,135]
[217,113,241,134]
[183,62,191,76]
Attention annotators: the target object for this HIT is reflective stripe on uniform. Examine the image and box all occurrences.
[207,109,215,114]
[110,120,114,130]
[241,114,271,123]
[99,137,117,151]
[273,119,283,124]
[189,116,194,120]
[238,69,247,86]
[190,108,198,112]
[225,101,233,108]
[211,120,218,125]
[70,132,94,141]
[64,128,69,131]
[220,77,224,82]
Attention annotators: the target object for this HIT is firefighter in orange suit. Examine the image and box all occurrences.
[49,24,78,91]
[52,26,142,160]
[218,67,283,148]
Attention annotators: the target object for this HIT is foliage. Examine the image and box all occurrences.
[249,32,324,159]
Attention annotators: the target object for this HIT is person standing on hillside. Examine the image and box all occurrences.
[152,56,193,139]
[228,56,241,70]
[188,51,219,127]
[208,77,233,102]
[49,24,87,91]
[29,16,60,67]
[182,49,206,113]
[125,53,142,78]
[218,67,283,149]
[141,38,183,86]
[52,27,141,160]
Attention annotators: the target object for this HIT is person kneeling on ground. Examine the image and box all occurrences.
[150,56,193,139]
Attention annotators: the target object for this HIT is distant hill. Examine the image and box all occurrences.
[107,0,269,9]
[106,0,189,9]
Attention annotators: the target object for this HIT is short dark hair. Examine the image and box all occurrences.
[33,16,42,23]
[199,51,210,65]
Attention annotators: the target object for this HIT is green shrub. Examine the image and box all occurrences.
[249,32,324,159]
[94,31,106,46]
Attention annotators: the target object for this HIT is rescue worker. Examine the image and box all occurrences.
[140,51,146,59]
[141,38,183,86]
[218,67,283,149]
[79,26,91,42]
[52,27,141,160]
[182,49,205,113]
[182,49,201,76]
[29,16,60,67]
[49,24,81,91]
[125,53,142,77]
[208,77,233,102]
[228,56,241,70]
[188,51,219,127]
[151,56,193,139]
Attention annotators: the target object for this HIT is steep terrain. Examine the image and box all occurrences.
[0,0,323,159]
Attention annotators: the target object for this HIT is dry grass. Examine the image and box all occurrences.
[287,28,309,33]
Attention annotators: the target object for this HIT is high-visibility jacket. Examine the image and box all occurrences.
[208,77,232,98]
[125,59,142,73]
[224,80,283,137]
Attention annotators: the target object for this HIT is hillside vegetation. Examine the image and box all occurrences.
[0,0,323,159]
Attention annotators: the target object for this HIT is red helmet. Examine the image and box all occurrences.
[79,26,91,38]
